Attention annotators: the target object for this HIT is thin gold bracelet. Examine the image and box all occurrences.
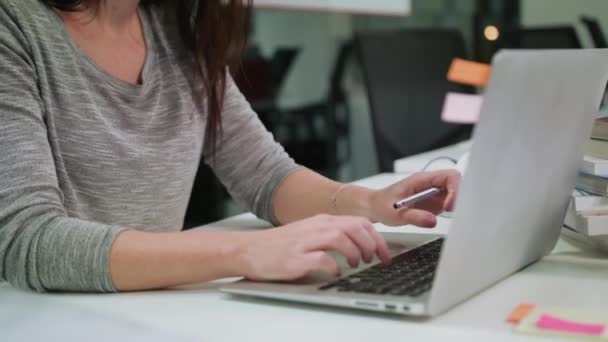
[330,184,350,214]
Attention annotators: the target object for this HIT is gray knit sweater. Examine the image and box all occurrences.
[0,0,299,292]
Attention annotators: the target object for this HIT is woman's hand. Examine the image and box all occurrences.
[369,170,461,227]
[235,214,392,281]
[230,170,459,282]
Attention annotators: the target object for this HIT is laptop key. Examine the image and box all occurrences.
[388,286,416,296]
[317,238,444,296]
[410,285,433,297]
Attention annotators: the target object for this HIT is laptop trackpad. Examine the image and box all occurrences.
[382,232,444,253]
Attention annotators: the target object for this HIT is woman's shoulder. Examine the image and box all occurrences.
[0,0,51,21]
[0,0,56,40]
[140,2,190,60]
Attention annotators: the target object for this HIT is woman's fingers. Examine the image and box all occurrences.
[443,186,457,211]
[440,170,460,211]
[405,170,460,194]
[413,195,446,214]
[337,217,392,264]
[304,251,341,276]
[399,170,460,214]
[304,227,362,268]
[302,216,390,267]
[341,218,377,263]
[245,215,392,281]
[400,208,437,228]
[361,223,392,264]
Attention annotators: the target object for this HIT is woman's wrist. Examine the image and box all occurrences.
[210,231,255,278]
[223,230,281,279]
[334,184,376,220]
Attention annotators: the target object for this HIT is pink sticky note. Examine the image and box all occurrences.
[440,92,483,124]
[536,314,606,336]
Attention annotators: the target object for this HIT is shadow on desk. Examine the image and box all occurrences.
[528,247,608,279]
[221,292,430,323]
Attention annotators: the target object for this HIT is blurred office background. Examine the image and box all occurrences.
[184,0,608,228]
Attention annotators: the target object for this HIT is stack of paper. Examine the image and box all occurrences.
[569,125,608,242]
[564,190,608,252]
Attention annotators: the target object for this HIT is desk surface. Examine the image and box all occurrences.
[2,174,608,341]
[393,140,472,174]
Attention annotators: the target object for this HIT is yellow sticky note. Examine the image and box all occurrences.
[447,58,492,87]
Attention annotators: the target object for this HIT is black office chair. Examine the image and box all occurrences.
[270,47,300,95]
[501,26,582,49]
[355,29,474,172]
[233,46,301,130]
[183,162,226,229]
[273,41,354,178]
[581,16,608,48]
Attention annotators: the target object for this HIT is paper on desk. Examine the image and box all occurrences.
[515,307,608,341]
[537,314,605,336]
[441,92,483,124]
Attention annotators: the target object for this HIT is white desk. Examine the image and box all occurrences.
[2,173,608,341]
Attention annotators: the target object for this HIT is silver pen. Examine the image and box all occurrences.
[393,187,442,209]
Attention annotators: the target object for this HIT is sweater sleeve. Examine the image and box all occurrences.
[0,4,123,292]
[204,75,303,225]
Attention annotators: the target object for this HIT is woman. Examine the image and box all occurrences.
[0,0,459,292]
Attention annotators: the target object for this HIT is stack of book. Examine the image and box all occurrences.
[565,116,608,250]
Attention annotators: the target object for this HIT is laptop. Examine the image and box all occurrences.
[221,49,608,316]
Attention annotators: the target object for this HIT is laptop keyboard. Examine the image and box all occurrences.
[318,238,444,297]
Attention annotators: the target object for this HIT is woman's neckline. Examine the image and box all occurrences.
[49,5,157,95]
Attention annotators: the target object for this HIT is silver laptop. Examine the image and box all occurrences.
[221,49,608,316]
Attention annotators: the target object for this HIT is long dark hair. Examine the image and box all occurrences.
[42,0,251,155]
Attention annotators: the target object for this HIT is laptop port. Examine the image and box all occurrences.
[354,301,379,308]
[385,304,397,311]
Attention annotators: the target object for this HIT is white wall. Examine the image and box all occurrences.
[254,0,411,16]
[251,10,352,108]
[522,0,608,48]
